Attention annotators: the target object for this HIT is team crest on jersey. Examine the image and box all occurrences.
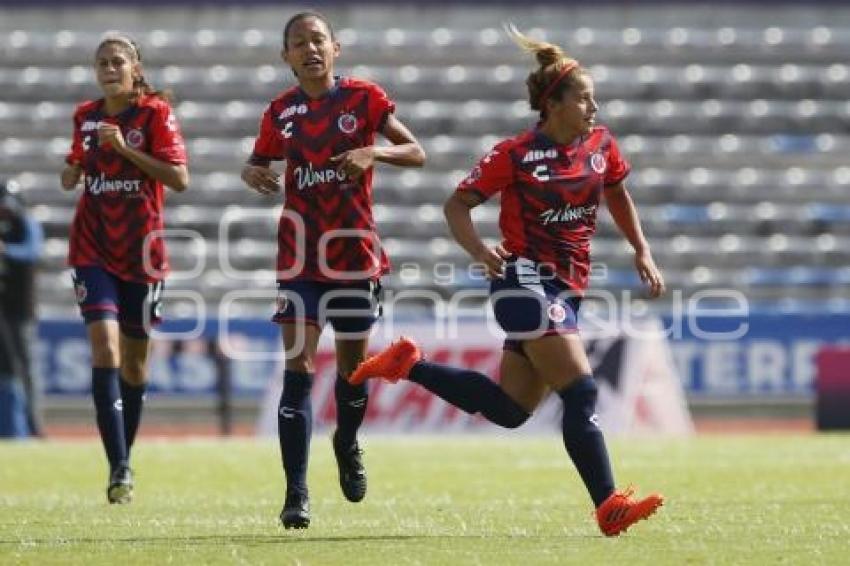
[126,129,145,149]
[547,302,567,324]
[74,280,88,304]
[338,113,358,134]
[589,152,607,174]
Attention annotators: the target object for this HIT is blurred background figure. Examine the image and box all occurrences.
[0,179,43,438]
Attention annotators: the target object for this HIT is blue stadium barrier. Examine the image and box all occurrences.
[36,310,850,398]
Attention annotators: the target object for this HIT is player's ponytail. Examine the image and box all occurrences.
[505,24,583,116]
[133,73,173,104]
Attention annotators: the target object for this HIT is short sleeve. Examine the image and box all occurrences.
[149,103,187,165]
[367,83,395,133]
[456,144,514,201]
[604,134,630,186]
[248,104,285,166]
[66,110,85,165]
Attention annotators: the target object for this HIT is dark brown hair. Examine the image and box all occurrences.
[283,11,336,50]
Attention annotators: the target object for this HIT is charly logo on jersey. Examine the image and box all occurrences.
[293,163,348,191]
[532,164,551,182]
[338,112,358,134]
[539,204,597,226]
[522,148,558,163]
[87,173,143,195]
[125,129,144,149]
[589,152,607,174]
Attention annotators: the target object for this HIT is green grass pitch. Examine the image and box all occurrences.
[1,435,849,565]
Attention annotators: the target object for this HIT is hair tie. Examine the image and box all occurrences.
[538,61,578,110]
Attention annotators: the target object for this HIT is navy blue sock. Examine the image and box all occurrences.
[409,361,529,428]
[558,375,615,507]
[278,370,314,494]
[92,367,128,471]
[119,378,146,455]
[334,374,368,446]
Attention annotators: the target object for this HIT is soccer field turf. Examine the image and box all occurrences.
[1,435,848,565]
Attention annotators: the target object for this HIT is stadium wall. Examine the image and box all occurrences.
[36,311,849,398]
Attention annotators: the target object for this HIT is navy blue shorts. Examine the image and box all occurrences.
[490,257,581,356]
[71,266,164,339]
[273,279,382,334]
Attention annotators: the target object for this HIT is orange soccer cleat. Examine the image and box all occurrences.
[348,337,422,385]
[596,487,664,537]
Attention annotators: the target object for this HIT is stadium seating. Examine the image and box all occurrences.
[1,5,848,313]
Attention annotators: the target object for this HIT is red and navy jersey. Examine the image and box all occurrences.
[457,125,630,292]
[65,95,187,283]
[248,77,395,282]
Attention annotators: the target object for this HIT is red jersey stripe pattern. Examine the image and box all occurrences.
[248,77,395,282]
[457,125,630,292]
[66,95,187,283]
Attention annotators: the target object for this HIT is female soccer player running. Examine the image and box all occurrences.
[350,26,665,536]
[241,12,425,529]
[60,35,188,504]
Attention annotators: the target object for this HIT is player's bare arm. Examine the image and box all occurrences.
[444,191,509,279]
[60,163,83,191]
[330,115,425,180]
[604,181,665,297]
[241,163,281,195]
[99,123,189,192]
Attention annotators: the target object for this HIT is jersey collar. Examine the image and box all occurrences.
[533,124,585,152]
[297,76,341,102]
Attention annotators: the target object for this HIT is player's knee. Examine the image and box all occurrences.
[120,361,147,385]
[91,342,119,368]
[559,374,598,404]
[481,395,531,429]
[286,356,315,374]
